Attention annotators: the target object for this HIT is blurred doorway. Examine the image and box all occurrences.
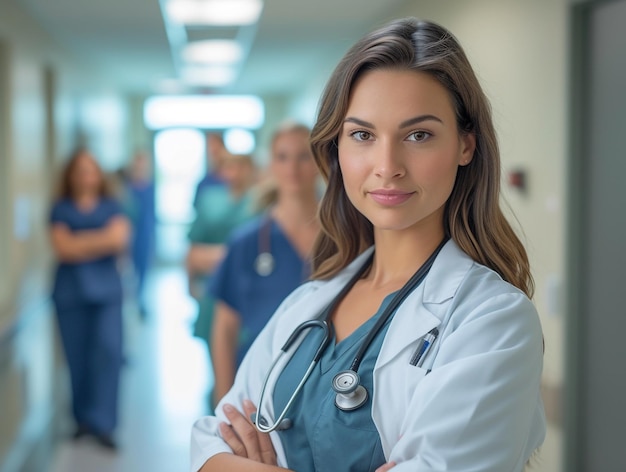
[153,128,205,264]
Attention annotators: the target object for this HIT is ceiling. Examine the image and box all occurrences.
[17,0,410,98]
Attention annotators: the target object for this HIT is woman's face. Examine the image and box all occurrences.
[337,69,475,237]
[221,157,254,193]
[270,130,318,198]
[70,152,102,196]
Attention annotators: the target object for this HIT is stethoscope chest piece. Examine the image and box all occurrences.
[255,252,275,276]
[332,370,368,411]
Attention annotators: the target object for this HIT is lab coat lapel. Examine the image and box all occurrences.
[375,241,474,370]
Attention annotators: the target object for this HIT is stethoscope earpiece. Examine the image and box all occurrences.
[332,370,368,411]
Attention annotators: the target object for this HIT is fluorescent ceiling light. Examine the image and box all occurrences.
[181,65,236,86]
[144,95,265,129]
[166,0,263,26]
[182,40,242,64]
[224,128,256,154]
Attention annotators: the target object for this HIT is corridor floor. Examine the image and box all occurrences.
[50,266,211,472]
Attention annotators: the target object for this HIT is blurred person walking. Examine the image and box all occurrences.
[48,148,130,451]
[193,132,229,210]
[186,153,257,411]
[124,150,156,320]
[209,123,320,407]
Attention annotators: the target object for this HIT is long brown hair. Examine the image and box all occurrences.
[310,18,534,298]
[56,147,112,200]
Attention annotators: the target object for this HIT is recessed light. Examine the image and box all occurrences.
[166,0,263,26]
[182,40,243,64]
[144,95,265,129]
[181,65,237,86]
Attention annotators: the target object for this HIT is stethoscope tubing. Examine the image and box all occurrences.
[254,237,449,432]
[255,320,330,433]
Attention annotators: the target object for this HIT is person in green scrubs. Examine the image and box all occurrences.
[186,154,257,411]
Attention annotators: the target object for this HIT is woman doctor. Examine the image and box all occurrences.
[191,17,546,472]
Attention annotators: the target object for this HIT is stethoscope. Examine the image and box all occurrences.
[252,237,449,433]
[254,215,275,276]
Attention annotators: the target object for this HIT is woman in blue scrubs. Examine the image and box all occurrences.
[209,123,320,407]
[49,148,130,450]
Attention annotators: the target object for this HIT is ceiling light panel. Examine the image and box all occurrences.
[182,40,242,64]
[166,0,263,26]
[181,65,236,86]
[144,95,265,129]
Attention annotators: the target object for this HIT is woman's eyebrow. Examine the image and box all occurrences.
[343,114,444,129]
[399,114,443,128]
[344,117,374,128]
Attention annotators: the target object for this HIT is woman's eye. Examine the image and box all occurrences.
[407,131,431,142]
[350,130,371,141]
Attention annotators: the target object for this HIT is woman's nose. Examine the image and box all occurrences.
[374,141,405,179]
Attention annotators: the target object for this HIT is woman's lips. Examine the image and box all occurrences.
[368,189,414,206]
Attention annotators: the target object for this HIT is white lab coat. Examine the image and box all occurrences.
[190,240,546,472]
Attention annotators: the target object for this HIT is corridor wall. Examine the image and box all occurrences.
[0,1,132,469]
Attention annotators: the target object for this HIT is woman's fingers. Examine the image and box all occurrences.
[242,399,277,465]
[222,403,263,462]
[375,462,397,472]
[218,421,247,457]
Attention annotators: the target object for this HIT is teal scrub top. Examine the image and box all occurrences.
[188,186,256,341]
[272,293,397,472]
[188,186,254,246]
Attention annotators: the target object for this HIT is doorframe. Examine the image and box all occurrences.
[564,1,625,470]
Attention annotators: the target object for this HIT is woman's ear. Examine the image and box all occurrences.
[459,133,476,166]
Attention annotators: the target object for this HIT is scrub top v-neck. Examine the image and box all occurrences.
[272,292,398,472]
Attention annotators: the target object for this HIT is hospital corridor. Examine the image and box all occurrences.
[1,0,626,471]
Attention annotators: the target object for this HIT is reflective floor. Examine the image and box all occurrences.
[50,265,211,472]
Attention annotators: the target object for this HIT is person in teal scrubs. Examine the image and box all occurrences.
[209,123,320,407]
[186,153,257,411]
[49,148,130,450]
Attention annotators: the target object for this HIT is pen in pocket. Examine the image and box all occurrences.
[409,327,439,367]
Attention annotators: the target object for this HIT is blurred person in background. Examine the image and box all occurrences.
[186,153,258,412]
[124,150,156,320]
[209,122,320,407]
[48,148,130,451]
[193,132,229,210]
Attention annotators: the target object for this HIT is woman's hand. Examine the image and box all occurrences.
[375,462,396,472]
[219,400,278,466]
